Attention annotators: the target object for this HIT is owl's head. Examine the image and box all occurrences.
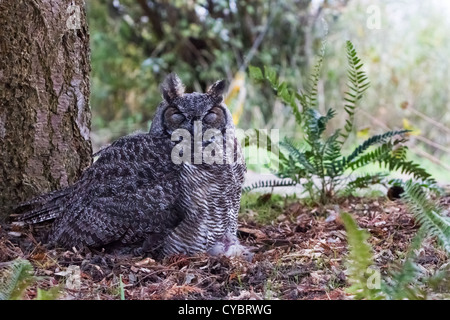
[149,73,234,137]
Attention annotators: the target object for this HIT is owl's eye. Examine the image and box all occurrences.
[170,113,185,124]
[203,112,217,124]
[203,106,224,125]
[164,107,185,127]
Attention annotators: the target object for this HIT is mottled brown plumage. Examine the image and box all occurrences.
[17,74,248,259]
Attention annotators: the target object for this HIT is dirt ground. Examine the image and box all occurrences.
[1,194,449,300]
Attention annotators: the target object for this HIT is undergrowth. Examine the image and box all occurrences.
[246,41,438,205]
[343,180,450,300]
[0,258,60,300]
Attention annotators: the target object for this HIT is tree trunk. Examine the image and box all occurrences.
[0,0,92,219]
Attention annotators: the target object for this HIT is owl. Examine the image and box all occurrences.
[17,74,249,260]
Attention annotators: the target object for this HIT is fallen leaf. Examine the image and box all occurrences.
[135,257,156,266]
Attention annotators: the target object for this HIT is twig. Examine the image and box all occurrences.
[358,108,450,171]
[414,135,450,154]
[408,146,450,171]
[408,107,450,136]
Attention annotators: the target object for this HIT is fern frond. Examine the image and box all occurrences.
[35,286,61,300]
[380,159,436,185]
[249,65,303,124]
[276,154,306,181]
[306,45,325,110]
[402,180,450,253]
[323,129,343,177]
[304,108,322,143]
[0,259,35,300]
[345,172,389,193]
[346,142,401,171]
[383,228,427,300]
[343,130,410,168]
[280,138,316,174]
[242,179,297,193]
[339,41,371,145]
[295,92,309,116]
[341,212,385,300]
[276,81,303,124]
[304,107,336,143]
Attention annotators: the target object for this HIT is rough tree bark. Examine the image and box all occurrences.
[0,0,92,219]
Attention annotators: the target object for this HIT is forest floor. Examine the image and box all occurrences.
[1,193,449,300]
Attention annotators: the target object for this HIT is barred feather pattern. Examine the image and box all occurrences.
[17,74,248,259]
[161,159,246,257]
[20,134,183,250]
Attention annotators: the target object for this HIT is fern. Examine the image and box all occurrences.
[345,172,389,194]
[249,65,303,124]
[382,228,427,300]
[0,258,60,300]
[322,129,342,178]
[346,142,403,171]
[305,108,336,145]
[242,179,297,193]
[340,41,370,146]
[279,138,315,174]
[343,130,409,168]
[0,259,35,300]
[402,180,450,253]
[381,158,436,185]
[384,182,450,299]
[119,274,125,300]
[343,182,450,300]
[305,45,325,110]
[247,41,435,204]
[341,212,384,299]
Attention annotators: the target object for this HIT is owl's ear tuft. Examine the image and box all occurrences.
[161,73,185,101]
[207,79,227,98]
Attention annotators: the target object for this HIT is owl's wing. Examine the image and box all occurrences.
[49,194,131,248]
[22,134,181,249]
[50,168,182,249]
[18,133,151,223]
[53,133,181,247]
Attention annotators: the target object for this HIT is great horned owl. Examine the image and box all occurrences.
[17,74,248,259]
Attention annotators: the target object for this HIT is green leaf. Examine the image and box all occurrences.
[264,65,278,88]
[119,274,125,300]
[248,65,264,81]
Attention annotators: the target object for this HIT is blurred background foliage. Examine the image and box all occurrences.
[87,0,450,182]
